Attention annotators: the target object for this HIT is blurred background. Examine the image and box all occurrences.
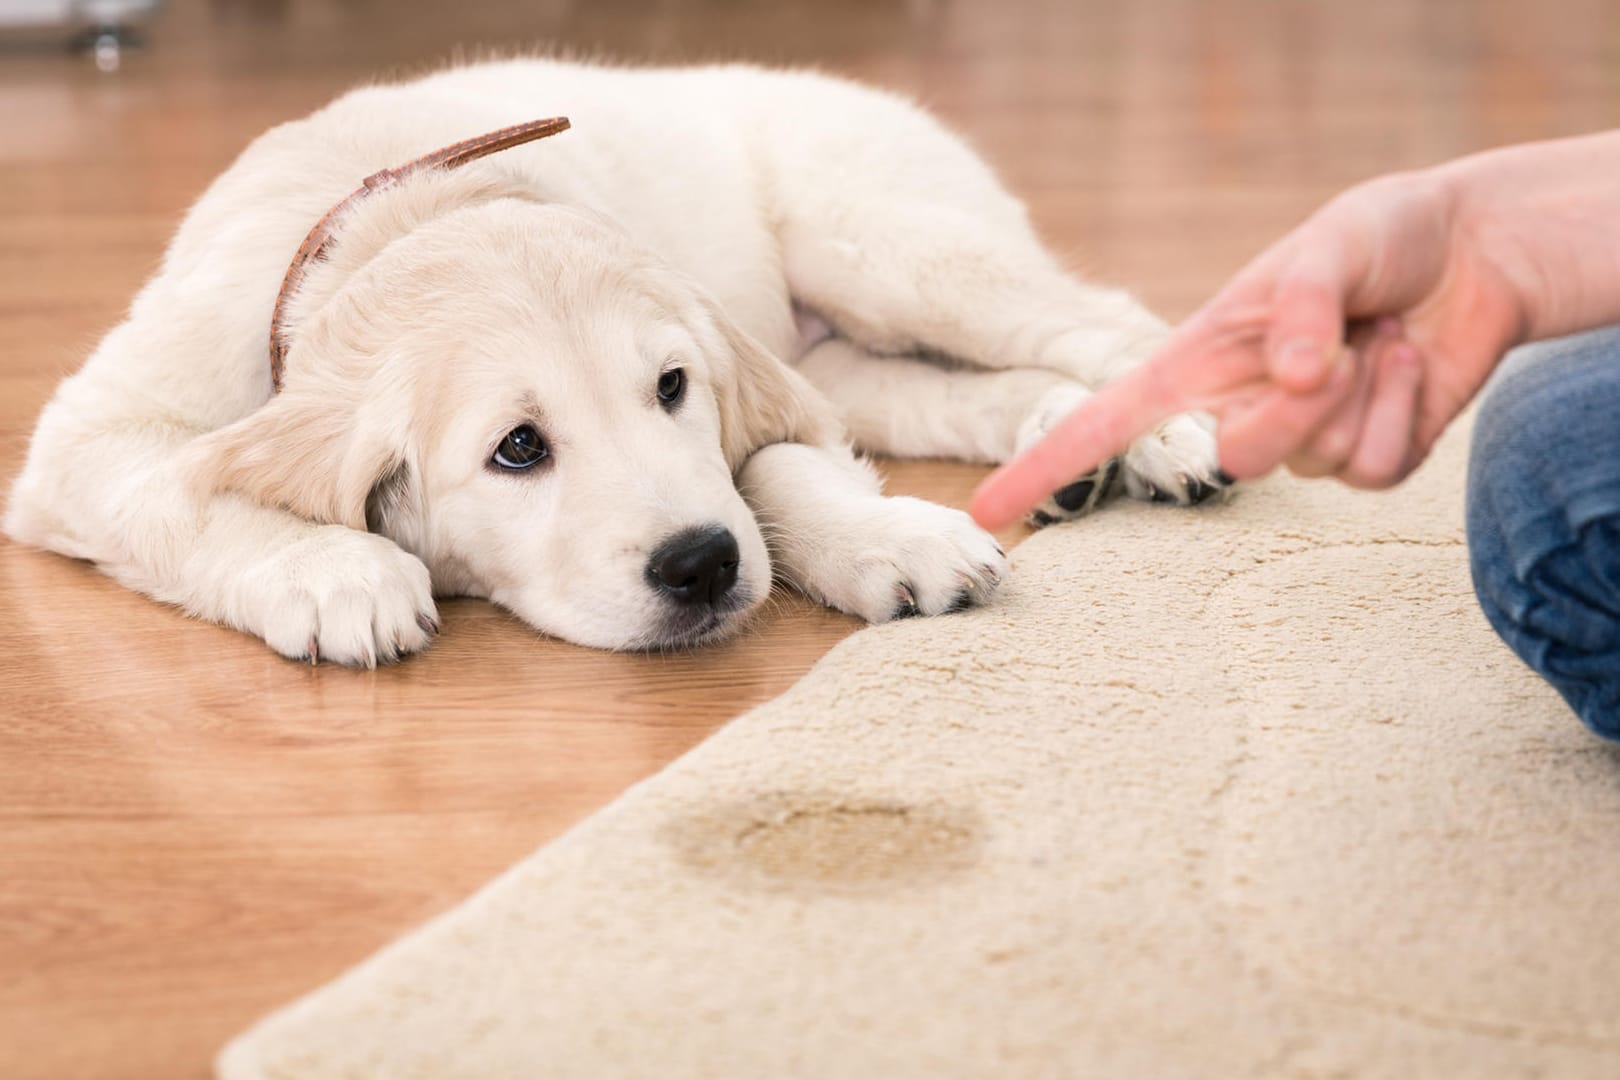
[2,2,1619,1077]
[6,0,1620,328]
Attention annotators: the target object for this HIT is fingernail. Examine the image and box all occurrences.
[1275,339,1330,385]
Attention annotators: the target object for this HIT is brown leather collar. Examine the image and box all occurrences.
[268,116,571,392]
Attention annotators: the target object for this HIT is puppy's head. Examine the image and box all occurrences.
[194,198,838,649]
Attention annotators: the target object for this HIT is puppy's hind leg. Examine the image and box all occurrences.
[793,337,1123,521]
[761,83,1229,517]
[781,205,1228,520]
[793,336,1070,464]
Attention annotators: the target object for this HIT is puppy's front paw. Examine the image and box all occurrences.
[238,526,438,667]
[810,497,1007,623]
[1121,413,1232,507]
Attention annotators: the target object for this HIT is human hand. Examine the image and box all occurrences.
[970,167,1531,530]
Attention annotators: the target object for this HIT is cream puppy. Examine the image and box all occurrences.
[4,60,1224,665]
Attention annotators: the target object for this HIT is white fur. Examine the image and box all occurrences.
[4,59,1223,664]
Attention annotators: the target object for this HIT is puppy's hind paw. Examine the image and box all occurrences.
[1026,458,1122,529]
[1121,413,1233,507]
[1014,382,1123,528]
[1013,384,1232,528]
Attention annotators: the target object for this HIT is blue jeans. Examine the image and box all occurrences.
[1467,326,1620,739]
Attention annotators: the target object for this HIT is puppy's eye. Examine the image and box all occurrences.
[656,367,686,409]
[492,424,549,471]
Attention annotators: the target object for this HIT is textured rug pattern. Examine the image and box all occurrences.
[219,420,1620,1079]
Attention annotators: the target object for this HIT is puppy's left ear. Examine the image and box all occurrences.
[704,303,843,470]
[187,386,411,533]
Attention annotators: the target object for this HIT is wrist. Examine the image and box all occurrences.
[1434,131,1620,346]
[1427,154,1537,356]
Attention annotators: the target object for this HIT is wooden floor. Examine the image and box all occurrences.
[2,1,1617,1076]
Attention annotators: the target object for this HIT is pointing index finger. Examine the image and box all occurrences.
[968,363,1179,529]
[968,306,1269,530]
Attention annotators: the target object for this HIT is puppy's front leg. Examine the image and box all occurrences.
[171,497,439,667]
[737,443,1006,622]
[7,427,437,667]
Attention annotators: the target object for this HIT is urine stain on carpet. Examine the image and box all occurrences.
[664,792,983,891]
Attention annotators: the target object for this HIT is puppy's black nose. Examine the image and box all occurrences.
[646,525,740,607]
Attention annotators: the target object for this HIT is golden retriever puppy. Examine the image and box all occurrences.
[5,60,1223,665]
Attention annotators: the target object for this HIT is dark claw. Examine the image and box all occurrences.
[1029,509,1060,528]
[1101,459,1122,496]
[1052,479,1095,512]
[892,584,920,620]
[945,589,975,613]
[1213,467,1235,487]
[1148,484,1177,504]
[1185,477,1215,504]
[416,612,439,636]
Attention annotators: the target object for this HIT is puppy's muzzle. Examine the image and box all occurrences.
[646,525,740,608]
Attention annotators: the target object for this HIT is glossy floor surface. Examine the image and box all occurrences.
[3,1,1618,1076]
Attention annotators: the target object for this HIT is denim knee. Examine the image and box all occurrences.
[1466,328,1620,739]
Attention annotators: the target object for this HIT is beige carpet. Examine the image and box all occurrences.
[218,417,1620,1079]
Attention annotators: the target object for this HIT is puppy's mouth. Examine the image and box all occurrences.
[634,591,756,651]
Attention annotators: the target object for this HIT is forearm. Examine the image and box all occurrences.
[1438,129,1620,344]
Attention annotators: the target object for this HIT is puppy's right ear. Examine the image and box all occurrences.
[186,385,408,533]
